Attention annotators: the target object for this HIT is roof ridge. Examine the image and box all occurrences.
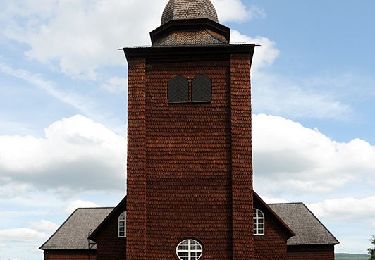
[76,207,115,210]
[268,202,304,205]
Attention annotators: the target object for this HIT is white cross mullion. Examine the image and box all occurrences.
[188,239,191,259]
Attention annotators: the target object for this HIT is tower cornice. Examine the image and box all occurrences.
[124,44,256,61]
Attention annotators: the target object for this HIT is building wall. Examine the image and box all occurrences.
[145,57,233,260]
[44,250,96,260]
[230,53,254,260]
[287,245,335,260]
[253,199,289,260]
[126,57,147,260]
[95,212,126,260]
[126,50,253,260]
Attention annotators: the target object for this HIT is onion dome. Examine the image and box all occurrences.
[161,0,219,25]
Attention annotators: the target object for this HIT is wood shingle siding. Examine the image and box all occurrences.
[41,194,338,260]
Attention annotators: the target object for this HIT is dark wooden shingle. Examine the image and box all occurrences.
[162,0,219,25]
[40,208,113,250]
[269,203,339,246]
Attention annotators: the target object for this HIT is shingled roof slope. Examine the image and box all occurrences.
[40,207,113,250]
[162,0,219,25]
[41,200,338,250]
[254,192,295,238]
[269,203,339,246]
[88,196,126,241]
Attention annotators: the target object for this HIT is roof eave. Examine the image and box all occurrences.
[123,44,256,61]
[150,18,230,45]
[288,242,340,246]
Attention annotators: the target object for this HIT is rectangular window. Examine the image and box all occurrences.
[253,209,265,235]
[118,211,126,237]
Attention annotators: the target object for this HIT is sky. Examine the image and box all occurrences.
[0,0,374,259]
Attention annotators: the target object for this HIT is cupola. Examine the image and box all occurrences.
[161,0,219,25]
[150,0,230,46]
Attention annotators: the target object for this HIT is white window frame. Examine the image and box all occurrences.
[253,209,265,235]
[118,211,126,238]
[176,239,203,260]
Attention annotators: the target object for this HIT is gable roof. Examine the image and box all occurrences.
[88,196,126,241]
[40,207,113,250]
[253,192,295,238]
[41,195,339,250]
[269,202,339,246]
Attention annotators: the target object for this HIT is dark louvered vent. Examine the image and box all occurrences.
[168,76,189,103]
[192,74,211,102]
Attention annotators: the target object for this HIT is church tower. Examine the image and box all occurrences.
[124,0,255,259]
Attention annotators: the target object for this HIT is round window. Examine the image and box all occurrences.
[176,239,203,260]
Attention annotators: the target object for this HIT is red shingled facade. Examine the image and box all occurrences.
[253,195,291,260]
[44,250,96,260]
[125,46,255,260]
[288,245,335,260]
[94,214,126,259]
[126,57,147,260]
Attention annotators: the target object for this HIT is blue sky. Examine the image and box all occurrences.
[0,0,374,259]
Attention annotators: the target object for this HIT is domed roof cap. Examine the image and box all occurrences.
[161,0,219,25]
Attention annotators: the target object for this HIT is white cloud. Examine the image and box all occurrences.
[0,0,56,21]
[30,220,59,234]
[213,0,265,23]
[0,115,126,192]
[3,0,166,78]
[0,183,33,199]
[231,30,280,70]
[261,196,288,204]
[2,0,258,78]
[101,77,127,93]
[253,114,375,195]
[308,196,375,254]
[0,228,45,242]
[252,72,352,119]
[0,223,49,260]
[66,200,99,213]
[309,196,375,221]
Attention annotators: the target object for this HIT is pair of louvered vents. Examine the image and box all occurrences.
[168,75,211,103]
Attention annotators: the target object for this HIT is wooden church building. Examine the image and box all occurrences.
[41,0,339,259]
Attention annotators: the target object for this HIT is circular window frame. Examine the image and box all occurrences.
[176,239,203,260]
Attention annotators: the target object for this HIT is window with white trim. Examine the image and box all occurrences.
[176,239,203,260]
[118,211,126,237]
[253,209,264,235]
